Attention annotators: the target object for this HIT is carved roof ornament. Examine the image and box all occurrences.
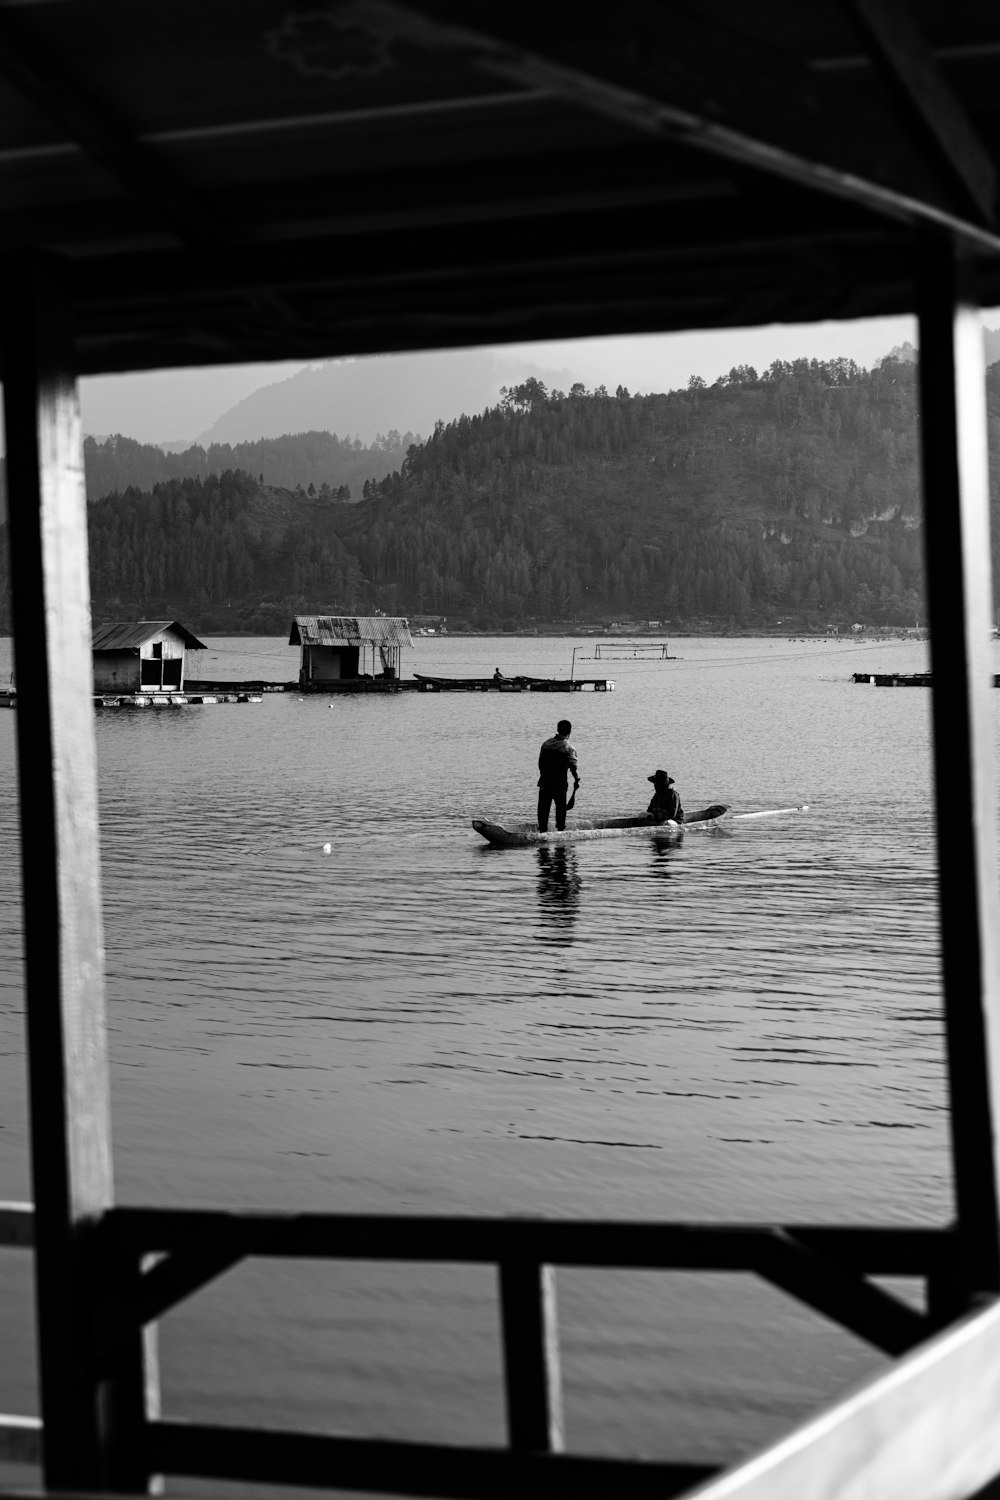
[264,7,395,82]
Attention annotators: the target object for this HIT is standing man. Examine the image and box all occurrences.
[537,718,580,832]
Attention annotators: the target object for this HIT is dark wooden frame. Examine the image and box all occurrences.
[0,1199,995,1495]
[2,16,1000,1499]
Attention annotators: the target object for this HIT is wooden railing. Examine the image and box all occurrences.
[2,1199,982,1497]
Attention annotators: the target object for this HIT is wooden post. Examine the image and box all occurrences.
[99,1249,162,1493]
[916,233,1000,1301]
[498,1261,564,1452]
[1,255,129,1488]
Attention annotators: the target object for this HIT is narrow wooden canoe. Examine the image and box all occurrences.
[415,673,535,687]
[415,673,510,688]
[472,803,734,848]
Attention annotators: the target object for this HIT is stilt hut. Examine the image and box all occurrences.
[4,7,1000,1500]
[91,620,206,694]
[288,615,412,684]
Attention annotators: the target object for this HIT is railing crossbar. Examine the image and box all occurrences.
[0,1414,42,1466]
[0,1201,33,1248]
[103,1208,955,1277]
[0,1199,962,1497]
[149,1421,718,1498]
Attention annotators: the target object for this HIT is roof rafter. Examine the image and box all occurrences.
[0,8,219,247]
[842,0,996,227]
[59,205,929,377]
[0,147,740,253]
[350,0,1000,253]
[0,14,326,345]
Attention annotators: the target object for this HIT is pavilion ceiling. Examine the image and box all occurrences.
[0,0,997,373]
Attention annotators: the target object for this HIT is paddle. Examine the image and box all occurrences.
[732,805,809,819]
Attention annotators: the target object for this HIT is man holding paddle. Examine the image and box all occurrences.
[537,719,580,832]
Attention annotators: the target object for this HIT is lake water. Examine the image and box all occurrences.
[0,630,973,1490]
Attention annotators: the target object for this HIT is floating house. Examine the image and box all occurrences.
[289,615,413,684]
[91,620,206,694]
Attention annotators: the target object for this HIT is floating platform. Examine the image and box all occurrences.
[93,693,262,708]
[185,678,406,695]
[184,676,615,695]
[412,674,614,693]
[294,679,404,694]
[853,673,1000,687]
[184,679,292,693]
[5,688,267,709]
[15,676,617,706]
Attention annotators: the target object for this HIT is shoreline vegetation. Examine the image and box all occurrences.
[170,625,928,641]
[1,355,995,637]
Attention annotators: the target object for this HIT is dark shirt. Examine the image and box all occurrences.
[647,786,683,823]
[538,734,579,788]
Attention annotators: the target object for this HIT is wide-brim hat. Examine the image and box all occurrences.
[648,769,674,784]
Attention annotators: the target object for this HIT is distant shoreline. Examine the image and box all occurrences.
[184,626,928,642]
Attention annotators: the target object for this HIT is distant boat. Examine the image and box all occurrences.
[414,672,511,688]
[414,673,577,691]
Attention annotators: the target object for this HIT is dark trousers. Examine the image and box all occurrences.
[538,783,568,832]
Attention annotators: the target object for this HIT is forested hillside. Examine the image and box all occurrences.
[83,428,416,500]
[0,428,417,520]
[2,355,999,634]
[82,475,366,635]
[339,358,936,628]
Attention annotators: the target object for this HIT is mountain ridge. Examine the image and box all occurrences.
[64,356,977,635]
[195,349,581,447]
[5,352,999,634]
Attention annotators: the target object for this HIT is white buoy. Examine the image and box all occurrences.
[322,843,332,854]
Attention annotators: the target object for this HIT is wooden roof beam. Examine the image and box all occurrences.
[0,9,220,247]
[842,0,996,227]
[0,16,319,345]
[62,214,927,374]
[357,0,1000,254]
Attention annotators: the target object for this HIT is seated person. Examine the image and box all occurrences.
[647,769,683,824]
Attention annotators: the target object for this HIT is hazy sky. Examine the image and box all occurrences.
[78,311,958,445]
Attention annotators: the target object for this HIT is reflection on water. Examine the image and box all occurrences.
[535,845,582,940]
[0,632,963,1466]
[649,834,682,870]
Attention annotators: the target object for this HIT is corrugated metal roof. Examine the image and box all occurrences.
[92,621,207,651]
[288,616,413,649]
